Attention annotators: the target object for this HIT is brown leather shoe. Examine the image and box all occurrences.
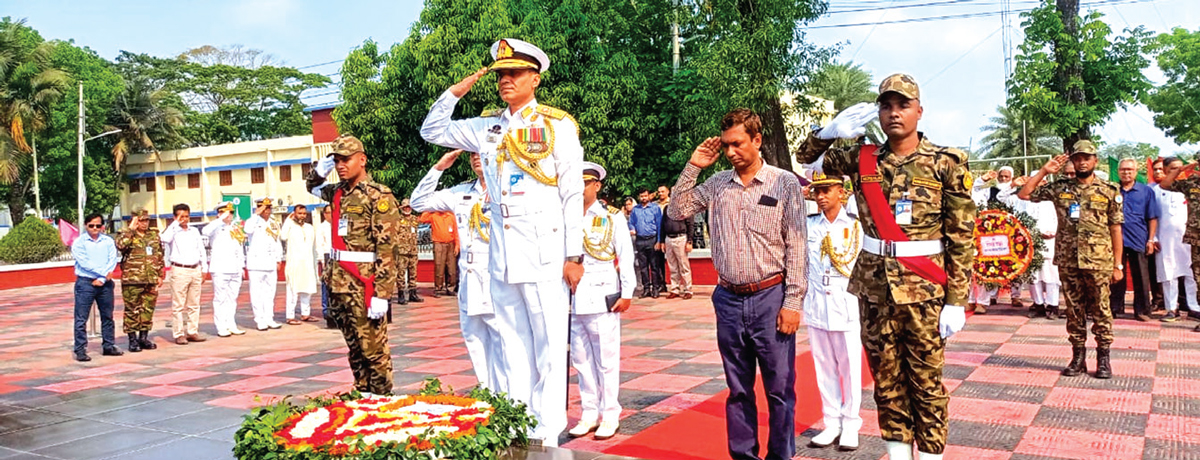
[186,334,207,342]
[1136,314,1152,322]
[681,293,693,300]
[174,336,189,345]
[286,319,302,325]
[666,292,680,299]
[975,303,988,315]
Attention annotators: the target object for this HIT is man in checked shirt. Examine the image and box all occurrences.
[669,108,808,460]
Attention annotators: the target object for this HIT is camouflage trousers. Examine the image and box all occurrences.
[860,297,948,455]
[329,292,393,395]
[1061,266,1114,347]
[397,253,418,293]
[121,283,158,333]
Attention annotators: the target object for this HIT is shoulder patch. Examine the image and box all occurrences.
[535,105,569,120]
[606,205,620,215]
[932,145,968,164]
[480,108,504,118]
[363,181,393,195]
[377,200,390,213]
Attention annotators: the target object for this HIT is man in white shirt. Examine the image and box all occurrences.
[281,205,320,324]
[804,173,864,452]
[203,201,248,337]
[160,203,209,345]
[245,197,284,330]
[1152,157,1200,321]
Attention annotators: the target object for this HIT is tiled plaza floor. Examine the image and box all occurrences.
[0,281,1197,459]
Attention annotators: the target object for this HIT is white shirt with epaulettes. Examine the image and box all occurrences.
[804,207,864,332]
[574,201,636,315]
[410,168,493,315]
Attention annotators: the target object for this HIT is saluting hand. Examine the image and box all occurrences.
[449,67,489,98]
[434,149,464,171]
[688,137,722,169]
[1042,154,1069,175]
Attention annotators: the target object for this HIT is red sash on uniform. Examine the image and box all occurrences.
[857,145,948,285]
[331,188,376,303]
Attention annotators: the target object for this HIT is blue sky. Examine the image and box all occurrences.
[9,0,1198,160]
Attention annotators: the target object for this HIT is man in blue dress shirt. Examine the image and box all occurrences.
[72,213,122,362]
[1110,158,1160,321]
[629,189,664,297]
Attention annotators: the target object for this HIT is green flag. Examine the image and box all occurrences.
[1107,157,1147,183]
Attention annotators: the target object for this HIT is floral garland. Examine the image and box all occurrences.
[973,201,1046,290]
[235,379,536,460]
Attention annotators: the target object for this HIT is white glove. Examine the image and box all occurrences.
[939,305,966,338]
[316,155,336,178]
[367,297,389,320]
[816,102,877,140]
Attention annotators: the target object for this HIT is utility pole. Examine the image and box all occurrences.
[77,82,84,231]
[32,136,40,217]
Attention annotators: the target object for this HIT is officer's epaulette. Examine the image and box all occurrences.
[933,145,968,164]
[535,105,569,120]
[362,180,393,195]
[606,205,621,215]
[480,108,504,118]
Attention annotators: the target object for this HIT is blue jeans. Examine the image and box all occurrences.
[74,277,116,354]
[713,283,796,460]
[321,283,329,318]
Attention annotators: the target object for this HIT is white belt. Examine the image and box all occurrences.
[329,249,375,263]
[489,202,545,218]
[862,235,943,257]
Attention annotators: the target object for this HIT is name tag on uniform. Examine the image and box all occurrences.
[338,218,349,236]
[1069,203,1080,220]
[146,246,153,256]
[510,173,526,195]
[467,252,474,264]
[822,275,830,286]
[895,199,913,225]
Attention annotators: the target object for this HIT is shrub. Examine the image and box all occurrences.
[0,218,66,264]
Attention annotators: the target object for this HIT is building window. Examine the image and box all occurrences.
[188,173,200,189]
[279,165,292,182]
[165,176,175,190]
[251,167,265,184]
[130,180,140,193]
[219,170,232,186]
[144,177,156,192]
[301,163,312,178]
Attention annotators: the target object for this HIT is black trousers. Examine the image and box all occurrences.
[634,236,663,292]
[1110,248,1153,316]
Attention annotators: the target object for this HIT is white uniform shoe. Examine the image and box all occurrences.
[229,327,246,335]
[568,420,598,437]
[917,451,943,460]
[217,329,232,338]
[594,421,619,440]
[838,431,859,451]
[887,441,914,460]
[808,427,840,447]
[267,321,283,329]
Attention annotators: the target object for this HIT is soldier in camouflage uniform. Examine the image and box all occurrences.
[795,74,974,460]
[1017,140,1124,379]
[395,198,423,305]
[1151,156,1200,332]
[115,209,164,353]
[306,134,402,396]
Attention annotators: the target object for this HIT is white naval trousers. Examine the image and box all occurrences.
[970,282,998,305]
[1029,281,1061,308]
[249,270,278,328]
[211,272,243,333]
[491,278,569,446]
[808,326,863,434]
[285,284,312,319]
[570,311,622,423]
[1162,273,1200,314]
[458,255,502,392]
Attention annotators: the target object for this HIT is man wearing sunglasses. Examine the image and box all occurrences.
[72,214,121,361]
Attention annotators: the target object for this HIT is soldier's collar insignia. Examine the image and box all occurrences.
[520,106,535,119]
[377,200,391,213]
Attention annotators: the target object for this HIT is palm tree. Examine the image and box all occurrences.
[107,76,186,173]
[977,105,1060,174]
[807,61,883,144]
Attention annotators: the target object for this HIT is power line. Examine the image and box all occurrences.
[809,0,1159,29]
[925,26,1003,84]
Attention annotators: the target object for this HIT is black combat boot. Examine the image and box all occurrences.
[138,331,156,350]
[325,316,338,330]
[1047,305,1059,320]
[1094,346,1112,379]
[397,290,408,305]
[408,289,424,303]
[1028,304,1045,318]
[1062,346,1087,376]
[127,333,141,353]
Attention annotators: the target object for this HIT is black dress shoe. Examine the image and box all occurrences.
[102,347,124,356]
[74,353,91,362]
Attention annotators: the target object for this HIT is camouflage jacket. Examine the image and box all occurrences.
[1165,176,1200,246]
[395,213,421,255]
[306,170,402,297]
[115,228,164,284]
[795,133,976,306]
[1029,177,1124,270]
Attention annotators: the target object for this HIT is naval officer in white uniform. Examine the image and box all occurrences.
[567,162,634,441]
[804,173,864,452]
[203,201,248,337]
[420,38,585,446]
[244,197,284,331]
[411,149,504,392]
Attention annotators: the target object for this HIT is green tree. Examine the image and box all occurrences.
[1008,0,1152,150]
[806,60,882,144]
[976,105,1060,173]
[1143,27,1200,145]
[107,75,187,173]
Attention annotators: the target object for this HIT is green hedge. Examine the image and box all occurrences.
[0,218,66,264]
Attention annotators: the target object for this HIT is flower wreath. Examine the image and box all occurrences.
[973,201,1046,290]
[234,379,535,460]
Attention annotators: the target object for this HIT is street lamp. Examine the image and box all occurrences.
[76,81,122,232]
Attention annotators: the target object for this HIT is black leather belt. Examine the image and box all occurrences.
[171,262,199,269]
[666,233,686,238]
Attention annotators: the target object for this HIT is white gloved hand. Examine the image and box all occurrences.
[368,297,389,320]
[816,102,877,140]
[316,155,336,178]
[939,305,966,338]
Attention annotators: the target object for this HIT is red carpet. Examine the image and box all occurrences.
[605,350,875,460]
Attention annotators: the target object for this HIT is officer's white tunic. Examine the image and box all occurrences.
[1152,184,1199,312]
[411,169,504,392]
[421,91,584,444]
[244,214,283,328]
[203,220,246,334]
[804,207,864,435]
[571,201,634,423]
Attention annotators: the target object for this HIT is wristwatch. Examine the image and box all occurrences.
[566,255,584,264]
[1116,263,1124,270]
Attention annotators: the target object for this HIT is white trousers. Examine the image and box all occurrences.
[285,283,311,319]
[1163,273,1200,313]
[970,282,997,305]
[809,326,863,434]
[211,272,243,333]
[1029,281,1061,307]
[460,306,503,392]
[570,312,622,423]
[249,270,278,328]
[491,278,568,445]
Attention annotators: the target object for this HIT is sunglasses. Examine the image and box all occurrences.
[87,224,104,229]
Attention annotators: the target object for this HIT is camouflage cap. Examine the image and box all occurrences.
[877,73,920,101]
[401,198,411,208]
[1070,139,1098,157]
[131,209,150,219]
[329,134,365,158]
